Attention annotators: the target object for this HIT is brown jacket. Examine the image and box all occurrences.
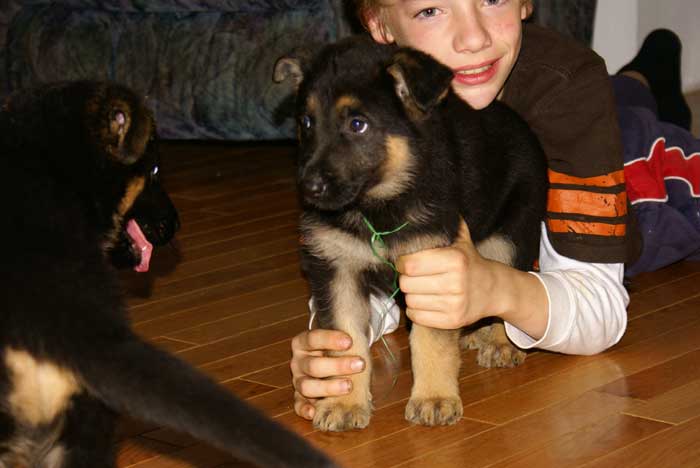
[501,24,641,264]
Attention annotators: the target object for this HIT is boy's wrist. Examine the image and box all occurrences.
[490,263,548,340]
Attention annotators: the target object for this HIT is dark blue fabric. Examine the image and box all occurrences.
[614,76,700,276]
[1,1,345,140]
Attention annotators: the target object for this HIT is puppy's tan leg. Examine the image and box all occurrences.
[405,325,462,426]
[313,268,373,432]
[463,234,526,368]
[461,321,526,368]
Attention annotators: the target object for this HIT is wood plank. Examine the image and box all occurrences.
[382,391,637,468]
[175,315,309,368]
[128,264,303,323]
[124,443,233,468]
[626,272,700,319]
[133,279,308,339]
[584,415,700,468]
[117,437,181,467]
[596,349,700,400]
[623,379,700,424]
[166,296,308,345]
[459,318,700,425]
[481,414,669,468]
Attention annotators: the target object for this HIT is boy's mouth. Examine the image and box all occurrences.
[453,59,499,86]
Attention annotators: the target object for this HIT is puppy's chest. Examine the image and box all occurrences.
[303,220,449,271]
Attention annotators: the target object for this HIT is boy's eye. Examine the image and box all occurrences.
[483,0,505,6]
[415,7,441,19]
[349,118,369,134]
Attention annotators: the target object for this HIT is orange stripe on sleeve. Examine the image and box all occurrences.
[547,189,627,218]
[547,219,626,237]
[548,169,625,187]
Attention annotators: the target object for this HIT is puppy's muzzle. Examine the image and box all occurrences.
[301,173,329,202]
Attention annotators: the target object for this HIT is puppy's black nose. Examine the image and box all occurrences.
[302,175,328,200]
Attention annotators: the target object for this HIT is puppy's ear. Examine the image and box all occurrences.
[273,48,314,91]
[387,49,453,119]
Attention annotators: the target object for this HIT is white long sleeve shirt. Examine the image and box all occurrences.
[504,223,628,355]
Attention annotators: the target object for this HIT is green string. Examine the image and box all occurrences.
[362,215,409,300]
[362,215,408,392]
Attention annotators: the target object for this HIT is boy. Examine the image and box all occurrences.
[290,0,696,420]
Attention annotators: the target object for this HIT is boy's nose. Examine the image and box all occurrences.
[453,8,492,53]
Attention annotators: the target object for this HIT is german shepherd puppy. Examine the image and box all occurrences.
[0,82,336,467]
[274,36,548,431]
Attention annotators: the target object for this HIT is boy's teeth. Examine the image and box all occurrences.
[458,65,491,75]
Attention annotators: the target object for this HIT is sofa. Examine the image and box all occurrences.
[0,1,353,140]
[0,0,595,141]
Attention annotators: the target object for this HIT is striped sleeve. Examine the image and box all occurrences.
[545,169,632,262]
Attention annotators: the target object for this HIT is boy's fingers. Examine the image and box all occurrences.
[292,329,352,353]
[294,376,353,399]
[298,355,365,379]
[404,293,444,312]
[399,272,455,295]
[397,246,466,277]
[405,308,452,329]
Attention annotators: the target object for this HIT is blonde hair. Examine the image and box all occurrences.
[355,0,534,31]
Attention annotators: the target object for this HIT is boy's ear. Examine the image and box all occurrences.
[272,48,314,91]
[386,48,453,120]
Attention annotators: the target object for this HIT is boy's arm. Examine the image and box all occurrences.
[503,223,628,355]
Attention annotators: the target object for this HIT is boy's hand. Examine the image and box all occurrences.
[397,221,502,329]
[290,329,365,420]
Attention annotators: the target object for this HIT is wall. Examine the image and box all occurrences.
[592,0,700,92]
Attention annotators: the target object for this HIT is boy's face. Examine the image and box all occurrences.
[368,0,528,110]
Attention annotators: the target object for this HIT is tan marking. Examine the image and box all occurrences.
[102,175,146,251]
[366,135,416,201]
[272,57,304,88]
[119,176,145,217]
[303,221,381,271]
[388,232,449,260]
[313,264,373,431]
[475,234,516,266]
[43,445,66,468]
[334,95,360,114]
[124,112,153,165]
[387,62,425,121]
[461,322,526,368]
[5,349,79,427]
[306,93,319,115]
[304,217,448,272]
[409,325,461,398]
[404,200,439,227]
[406,324,463,425]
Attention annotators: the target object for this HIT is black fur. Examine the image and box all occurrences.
[0,81,336,467]
[275,36,548,430]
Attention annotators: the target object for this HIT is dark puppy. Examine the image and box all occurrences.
[274,36,548,431]
[0,81,336,468]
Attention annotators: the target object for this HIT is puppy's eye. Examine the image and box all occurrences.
[300,115,313,129]
[151,165,159,177]
[349,118,368,134]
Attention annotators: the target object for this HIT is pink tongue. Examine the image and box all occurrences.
[126,219,153,272]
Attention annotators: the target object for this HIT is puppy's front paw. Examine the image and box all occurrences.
[476,342,526,368]
[405,397,463,426]
[313,399,371,432]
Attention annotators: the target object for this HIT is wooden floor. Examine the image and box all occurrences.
[114,140,700,468]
